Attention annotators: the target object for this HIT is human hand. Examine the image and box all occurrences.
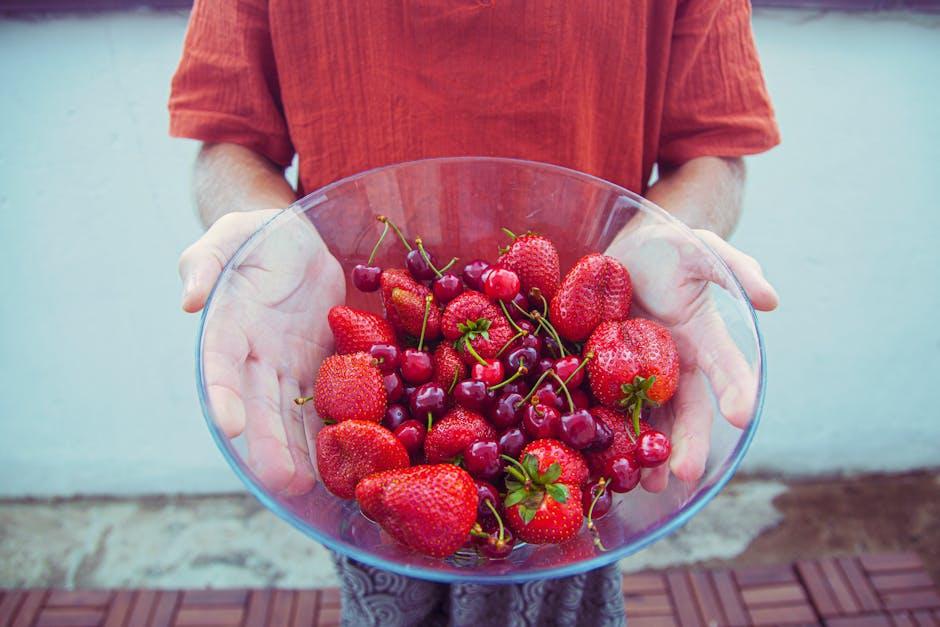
[179,209,345,496]
[605,222,778,492]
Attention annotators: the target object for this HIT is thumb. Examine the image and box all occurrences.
[178,209,282,313]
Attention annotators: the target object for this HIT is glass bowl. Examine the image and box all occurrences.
[196,157,765,584]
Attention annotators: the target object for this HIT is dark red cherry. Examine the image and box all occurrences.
[636,430,672,468]
[462,259,491,291]
[498,427,527,459]
[394,420,426,456]
[558,409,597,450]
[406,248,436,281]
[432,272,463,303]
[382,403,410,431]
[383,372,404,402]
[370,344,401,373]
[488,392,524,429]
[352,264,382,292]
[522,403,560,440]
[606,456,642,493]
[464,440,502,480]
[400,349,433,384]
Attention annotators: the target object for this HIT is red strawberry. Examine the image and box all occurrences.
[520,439,589,486]
[355,464,478,558]
[549,254,633,342]
[441,291,515,366]
[327,306,396,355]
[314,352,387,423]
[380,269,442,340]
[424,406,497,463]
[498,232,561,301]
[583,407,653,477]
[503,453,584,544]
[585,319,679,434]
[316,420,410,498]
[432,343,466,392]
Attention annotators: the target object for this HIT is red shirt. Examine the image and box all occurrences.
[169,0,779,196]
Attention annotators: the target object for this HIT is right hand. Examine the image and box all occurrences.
[179,209,345,496]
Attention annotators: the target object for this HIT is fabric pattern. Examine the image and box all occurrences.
[331,553,626,627]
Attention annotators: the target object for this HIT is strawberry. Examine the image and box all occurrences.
[583,407,652,477]
[441,291,514,366]
[424,406,497,463]
[549,254,633,342]
[380,269,442,340]
[520,439,589,486]
[314,352,387,423]
[585,319,679,434]
[432,342,466,392]
[355,464,478,557]
[503,451,584,544]
[327,306,396,355]
[316,420,410,499]
[498,232,561,301]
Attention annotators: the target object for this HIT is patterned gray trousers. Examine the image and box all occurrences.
[331,554,626,627]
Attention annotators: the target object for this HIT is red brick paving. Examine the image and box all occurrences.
[1,552,937,626]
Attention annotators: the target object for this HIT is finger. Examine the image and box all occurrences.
[692,230,779,311]
[681,302,757,428]
[202,310,249,438]
[641,463,669,493]
[243,359,297,495]
[178,210,281,313]
[668,368,714,483]
[278,375,318,496]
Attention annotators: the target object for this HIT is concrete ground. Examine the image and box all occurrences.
[1,471,937,589]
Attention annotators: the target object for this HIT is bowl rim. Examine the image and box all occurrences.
[195,156,766,584]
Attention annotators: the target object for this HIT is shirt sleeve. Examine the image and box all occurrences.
[658,0,781,167]
[168,0,294,167]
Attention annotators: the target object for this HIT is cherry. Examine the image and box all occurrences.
[542,334,561,358]
[498,427,527,458]
[462,259,491,291]
[400,349,433,384]
[410,383,447,422]
[475,480,501,525]
[432,272,463,302]
[517,333,542,356]
[383,372,404,402]
[394,420,426,456]
[507,292,530,321]
[483,267,521,301]
[533,382,564,410]
[570,388,591,410]
[453,379,490,412]
[406,247,436,281]
[606,456,642,493]
[504,346,538,375]
[585,416,613,452]
[488,392,524,429]
[370,344,401,373]
[582,480,612,519]
[383,403,410,431]
[352,264,382,292]
[558,409,597,450]
[480,528,515,559]
[499,380,529,397]
[402,386,416,406]
[636,430,671,468]
[522,403,560,440]
[553,355,585,388]
[464,440,502,480]
[530,357,555,382]
[471,359,504,386]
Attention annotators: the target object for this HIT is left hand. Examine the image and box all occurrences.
[605,223,778,492]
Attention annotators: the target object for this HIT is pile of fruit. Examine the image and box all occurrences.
[297,217,679,559]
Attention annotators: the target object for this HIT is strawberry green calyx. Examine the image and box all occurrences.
[502,454,569,525]
[457,317,492,343]
[619,375,659,436]
[377,215,412,251]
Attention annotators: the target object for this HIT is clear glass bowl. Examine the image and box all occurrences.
[196,157,765,584]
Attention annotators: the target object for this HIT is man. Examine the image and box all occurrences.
[172,1,779,625]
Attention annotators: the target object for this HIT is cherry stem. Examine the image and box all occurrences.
[532,312,567,357]
[488,360,527,391]
[463,336,489,367]
[427,411,433,431]
[496,329,526,357]
[548,370,575,414]
[511,299,536,320]
[632,399,643,438]
[531,288,549,319]
[293,396,313,425]
[414,237,443,278]
[563,351,594,386]
[484,499,506,544]
[448,369,460,394]
[367,220,390,265]
[438,257,458,273]
[586,478,609,552]
[515,368,553,408]
[501,227,518,240]
[498,300,525,334]
[417,295,433,352]
[378,215,412,251]
[469,525,489,539]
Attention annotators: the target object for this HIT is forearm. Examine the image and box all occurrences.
[646,157,745,238]
[193,142,297,228]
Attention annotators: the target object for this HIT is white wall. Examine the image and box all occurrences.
[0,9,937,496]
